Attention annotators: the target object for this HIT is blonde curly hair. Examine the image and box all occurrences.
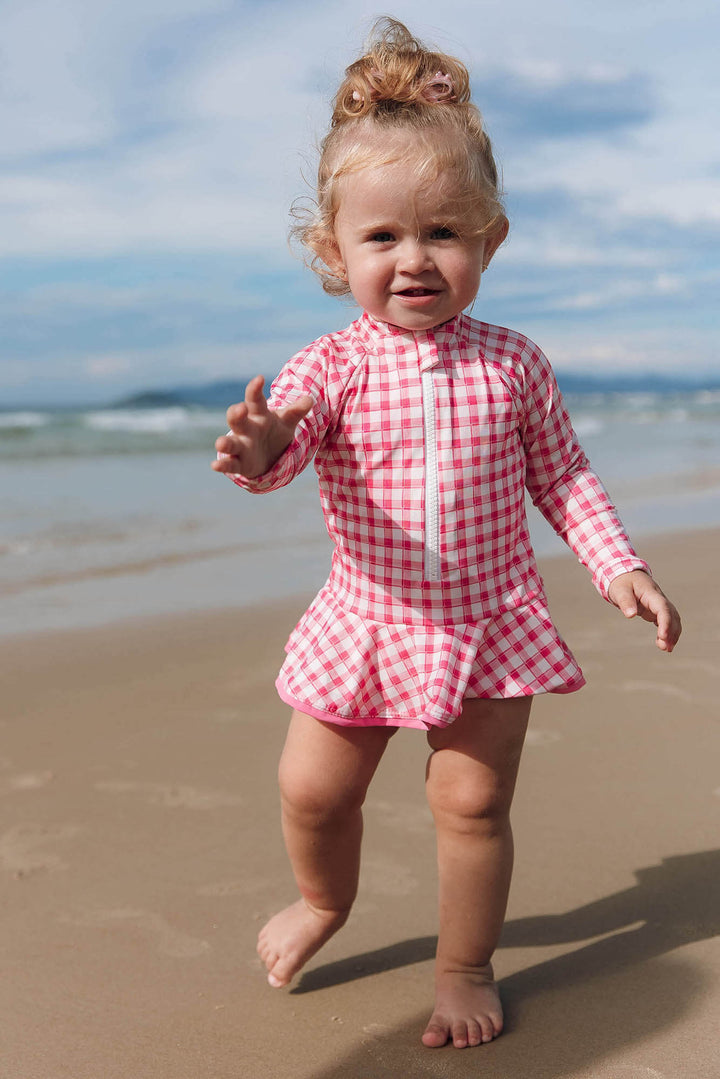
[293,18,507,296]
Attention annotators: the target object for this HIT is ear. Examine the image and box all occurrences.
[320,238,347,280]
[481,218,509,272]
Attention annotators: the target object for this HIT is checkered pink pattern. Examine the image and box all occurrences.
[229,312,649,729]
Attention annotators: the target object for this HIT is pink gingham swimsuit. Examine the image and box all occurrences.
[230,311,649,730]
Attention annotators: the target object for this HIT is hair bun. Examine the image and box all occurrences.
[334,17,469,123]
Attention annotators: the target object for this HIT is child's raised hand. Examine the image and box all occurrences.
[607,570,682,653]
[211,375,313,479]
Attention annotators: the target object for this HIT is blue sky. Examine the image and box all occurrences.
[2,0,719,404]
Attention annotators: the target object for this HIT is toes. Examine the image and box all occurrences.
[256,935,285,985]
[451,1021,470,1049]
[261,951,283,982]
[256,936,275,967]
[489,1011,504,1038]
[266,960,289,988]
[422,1012,501,1050]
[465,1019,484,1047]
[266,954,296,989]
[421,1018,450,1048]
[424,972,504,1049]
[477,1013,496,1043]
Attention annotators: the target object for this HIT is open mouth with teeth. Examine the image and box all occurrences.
[396,288,439,297]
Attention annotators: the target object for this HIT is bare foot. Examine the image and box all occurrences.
[256,899,348,988]
[422,963,503,1049]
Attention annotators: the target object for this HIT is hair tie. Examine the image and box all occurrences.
[352,69,384,106]
[421,71,455,103]
[351,69,455,107]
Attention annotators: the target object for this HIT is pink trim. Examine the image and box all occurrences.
[549,678,586,694]
[275,679,583,730]
[276,682,449,731]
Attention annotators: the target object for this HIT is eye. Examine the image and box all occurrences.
[368,231,395,243]
[430,226,457,240]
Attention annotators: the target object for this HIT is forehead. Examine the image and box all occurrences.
[335,160,461,225]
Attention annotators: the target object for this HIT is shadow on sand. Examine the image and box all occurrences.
[297,849,719,1078]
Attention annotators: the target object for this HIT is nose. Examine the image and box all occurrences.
[397,238,433,274]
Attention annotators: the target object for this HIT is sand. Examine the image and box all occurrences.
[1,528,718,1079]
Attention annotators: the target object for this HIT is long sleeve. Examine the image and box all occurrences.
[520,347,650,599]
[224,344,336,494]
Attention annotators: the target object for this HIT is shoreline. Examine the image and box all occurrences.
[2,521,717,645]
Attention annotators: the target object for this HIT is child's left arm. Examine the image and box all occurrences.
[606,570,682,652]
[520,343,682,652]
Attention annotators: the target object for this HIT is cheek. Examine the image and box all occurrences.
[354,257,389,291]
[454,255,483,293]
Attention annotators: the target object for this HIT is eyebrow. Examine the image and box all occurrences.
[354,220,395,231]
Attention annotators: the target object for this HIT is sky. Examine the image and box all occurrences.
[1,0,719,405]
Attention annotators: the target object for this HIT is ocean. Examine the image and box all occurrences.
[1,387,719,637]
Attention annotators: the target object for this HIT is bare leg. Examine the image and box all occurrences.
[422,697,531,1048]
[257,710,395,988]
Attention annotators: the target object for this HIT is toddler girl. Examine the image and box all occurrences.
[213,18,681,1050]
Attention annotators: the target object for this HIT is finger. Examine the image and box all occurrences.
[656,606,682,652]
[277,394,314,429]
[225,377,266,427]
[211,454,243,473]
[636,587,669,625]
[215,432,241,455]
[225,401,249,432]
[612,581,638,619]
[635,588,680,651]
[654,603,671,645]
[244,375,267,413]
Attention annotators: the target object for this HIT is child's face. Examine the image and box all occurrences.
[328,161,501,331]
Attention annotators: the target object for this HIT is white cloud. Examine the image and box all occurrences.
[535,324,718,377]
[2,0,718,251]
[555,272,686,312]
[500,238,663,270]
[616,181,720,226]
[0,0,718,395]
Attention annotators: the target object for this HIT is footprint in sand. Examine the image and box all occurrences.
[94,780,243,810]
[68,908,211,958]
[0,822,80,878]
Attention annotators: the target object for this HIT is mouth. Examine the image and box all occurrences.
[395,287,439,297]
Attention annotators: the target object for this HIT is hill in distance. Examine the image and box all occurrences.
[113,371,720,410]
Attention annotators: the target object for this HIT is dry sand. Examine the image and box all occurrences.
[1,529,718,1079]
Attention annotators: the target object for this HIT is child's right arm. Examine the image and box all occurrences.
[212,375,313,479]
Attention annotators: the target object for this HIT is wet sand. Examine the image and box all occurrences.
[1,529,718,1078]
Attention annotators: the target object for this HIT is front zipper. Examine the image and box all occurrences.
[421,367,441,581]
